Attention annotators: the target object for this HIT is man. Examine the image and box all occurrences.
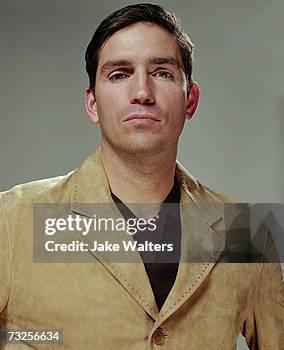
[0,3,283,349]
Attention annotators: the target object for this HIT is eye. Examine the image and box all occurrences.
[109,72,129,81]
[153,70,174,79]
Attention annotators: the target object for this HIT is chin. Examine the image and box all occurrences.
[114,139,166,155]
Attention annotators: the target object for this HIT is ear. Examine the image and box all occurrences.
[185,82,200,120]
[84,88,99,124]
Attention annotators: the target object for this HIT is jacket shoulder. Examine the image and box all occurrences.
[176,160,237,204]
[0,170,76,208]
[201,184,238,203]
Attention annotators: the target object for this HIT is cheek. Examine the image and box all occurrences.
[95,89,115,117]
[161,94,187,122]
[158,85,187,106]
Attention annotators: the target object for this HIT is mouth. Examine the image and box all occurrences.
[124,114,161,123]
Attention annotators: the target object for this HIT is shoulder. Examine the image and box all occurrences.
[201,184,237,203]
[0,169,76,211]
[176,160,237,204]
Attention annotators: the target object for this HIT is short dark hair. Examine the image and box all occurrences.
[85,3,194,92]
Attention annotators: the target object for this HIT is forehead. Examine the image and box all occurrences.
[97,22,182,67]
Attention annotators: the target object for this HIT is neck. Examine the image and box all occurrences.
[101,142,177,205]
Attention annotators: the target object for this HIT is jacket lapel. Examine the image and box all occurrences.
[71,148,159,320]
[155,163,226,323]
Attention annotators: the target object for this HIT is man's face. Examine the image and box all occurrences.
[86,22,197,155]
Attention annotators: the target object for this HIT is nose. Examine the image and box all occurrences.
[129,72,155,105]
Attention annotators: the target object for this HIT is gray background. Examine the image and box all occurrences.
[0,1,283,348]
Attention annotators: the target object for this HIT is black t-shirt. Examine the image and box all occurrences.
[111,178,181,310]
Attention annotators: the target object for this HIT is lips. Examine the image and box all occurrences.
[124,114,160,122]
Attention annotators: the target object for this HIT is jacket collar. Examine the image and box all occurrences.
[71,148,222,223]
[71,148,226,322]
[71,148,111,208]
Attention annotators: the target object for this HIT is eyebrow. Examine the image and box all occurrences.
[100,56,181,73]
[148,57,181,68]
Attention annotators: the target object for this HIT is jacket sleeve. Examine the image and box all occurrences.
[241,231,284,349]
[0,194,11,314]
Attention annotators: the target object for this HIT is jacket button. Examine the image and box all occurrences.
[152,327,166,345]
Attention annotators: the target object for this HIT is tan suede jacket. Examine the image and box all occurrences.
[0,149,283,349]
